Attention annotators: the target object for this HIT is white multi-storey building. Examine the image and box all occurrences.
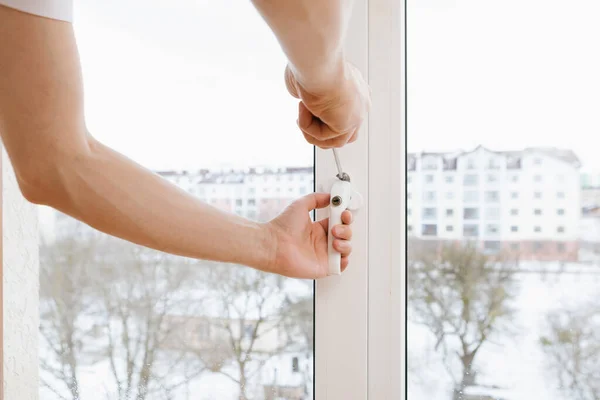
[408,146,581,261]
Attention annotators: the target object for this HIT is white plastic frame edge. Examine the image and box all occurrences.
[315,0,405,398]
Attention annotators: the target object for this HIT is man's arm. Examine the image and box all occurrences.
[251,0,354,93]
[0,6,275,271]
[251,0,370,149]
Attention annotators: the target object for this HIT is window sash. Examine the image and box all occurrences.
[315,0,404,398]
[1,0,405,398]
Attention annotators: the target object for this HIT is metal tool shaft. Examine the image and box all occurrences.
[332,149,350,181]
[332,148,344,177]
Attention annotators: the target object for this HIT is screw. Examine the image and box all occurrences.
[332,195,343,206]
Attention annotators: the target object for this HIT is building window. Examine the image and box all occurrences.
[487,174,498,183]
[235,199,243,206]
[557,243,566,252]
[487,159,500,170]
[534,209,542,216]
[248,187,255,195]
[534,157,542,165]
[244,324,254,339]
[510,175,519,183]
[446,225,454,232]
[407,225,412,233]
[463,208,479,220]
[534,175,542,183]
[464,190,479,202]
[463,224,479,237]
[485,207,500,219]
[557,191,565,199]
[534,241,543,251]
[484,241,501,252]
[422,208,437,219]
[534,226,541,233]
[463,174,478,186]
[292,357,300,373]
[407,209,411,216]
[422,224,438,236]
[407,176,412,184]
[446,192,454,200]
[423,191,436,202]
[557,209,565,216]
[422,158,438,171]
[511,226,518,232]
[425,174,435,183]
[486,224,500,235]
[511,192,519,199]
[466,159,476,170]
[484,191,500,203]
[248,199,256,206]
[510,209,518,216]
[445,176,454,184]
[534,192,542,199]
[557,226,565,233]
[197,320,210,340]
[407,192,412,199]
[446,209,454,217]
[510,243,520,251]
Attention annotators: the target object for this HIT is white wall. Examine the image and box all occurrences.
[2,150,39,400]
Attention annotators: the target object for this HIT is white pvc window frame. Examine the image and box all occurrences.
[315,0,404,398]
[1,0,405,398]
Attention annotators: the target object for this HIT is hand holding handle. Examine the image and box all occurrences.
[327,179,362,275]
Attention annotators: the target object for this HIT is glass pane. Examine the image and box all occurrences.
[408,1,600,399]
[38,1,314,399]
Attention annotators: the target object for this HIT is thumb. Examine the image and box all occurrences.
[297,193,330,211]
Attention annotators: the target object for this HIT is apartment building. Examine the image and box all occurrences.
[159,166,314,221]
[407,146,581,261]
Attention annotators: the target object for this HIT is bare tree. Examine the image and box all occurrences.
[408,241,519,400]
[281,282,314,397]
[39,233,99,400]
[192,264,294,400]
[39,227,207,400]
[540,305,600,400]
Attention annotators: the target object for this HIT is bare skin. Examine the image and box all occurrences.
[0,2,369,279]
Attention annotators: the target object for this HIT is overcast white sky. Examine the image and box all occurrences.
[73,0,311,171]
[409,0,600,172]
[73,0,600,172]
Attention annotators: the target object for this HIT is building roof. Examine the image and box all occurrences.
[408,145,581,168]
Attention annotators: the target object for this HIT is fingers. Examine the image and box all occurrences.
[297,102,355,149]
[299,192,330,211]
[317,209,353,232]
[333,238,352,257]
[341,210,353,225]
[341,255,350,272]
[332,224,352,240]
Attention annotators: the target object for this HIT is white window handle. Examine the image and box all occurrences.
[327,179,363,275]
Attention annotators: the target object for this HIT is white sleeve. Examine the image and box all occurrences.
[0,0,73,22]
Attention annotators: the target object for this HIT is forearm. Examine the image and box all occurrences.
[43,138,276,271]
[252,0,354,91]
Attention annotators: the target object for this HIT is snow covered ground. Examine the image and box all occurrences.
[408,261,600,400]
